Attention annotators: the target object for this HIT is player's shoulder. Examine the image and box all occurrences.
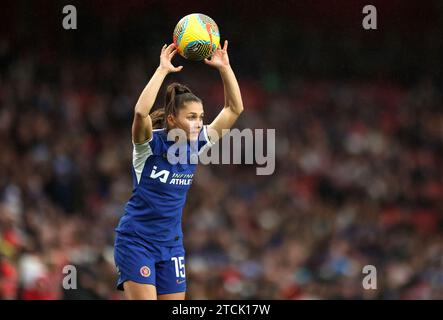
[152,128,167,141]
[152,128,166,133]
[132,128,166,146]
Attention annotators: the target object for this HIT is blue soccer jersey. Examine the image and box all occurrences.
[115,125,213,246]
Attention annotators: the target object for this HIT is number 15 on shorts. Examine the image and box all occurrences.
[171,256,185,278]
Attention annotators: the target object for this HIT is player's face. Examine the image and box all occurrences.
[172,101,204,141]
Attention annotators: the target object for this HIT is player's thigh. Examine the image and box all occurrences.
[156,246,187,296]
[158,292,185,300]
[114,233,158,298]
[123,281,157,300]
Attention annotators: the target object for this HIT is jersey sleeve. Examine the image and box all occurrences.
[132,130,164,184]
[132,139,153,185]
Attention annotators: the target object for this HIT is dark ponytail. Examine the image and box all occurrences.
[150,108,166,129]
[150,82,202,129]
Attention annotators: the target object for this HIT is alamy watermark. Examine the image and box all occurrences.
[165,127,275,175]
[62,5,77,30]
[63,4,377,31]
[62,264,77,290]
[362,5,377,30]
[362,265,377,290]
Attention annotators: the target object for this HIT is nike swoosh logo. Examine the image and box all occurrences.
[176,279,186,284]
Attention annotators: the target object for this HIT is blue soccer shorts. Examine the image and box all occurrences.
[114,232,186,295]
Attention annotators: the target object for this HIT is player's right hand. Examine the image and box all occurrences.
[159,43,183,73]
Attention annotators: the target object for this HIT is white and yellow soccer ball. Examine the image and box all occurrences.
[173,13,220,61]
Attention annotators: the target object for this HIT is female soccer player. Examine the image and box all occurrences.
[114,41,243,300]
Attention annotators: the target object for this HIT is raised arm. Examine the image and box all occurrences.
[132,43,183,143]
[204,40,244,143]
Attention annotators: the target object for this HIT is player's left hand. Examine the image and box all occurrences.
[204,40,230,70]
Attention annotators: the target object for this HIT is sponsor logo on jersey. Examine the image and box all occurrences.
[150,166,170,183]
[150,166,194,185]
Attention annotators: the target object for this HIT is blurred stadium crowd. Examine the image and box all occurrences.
[0,0,442,299]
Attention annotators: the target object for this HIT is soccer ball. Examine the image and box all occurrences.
[173,13,220,61]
